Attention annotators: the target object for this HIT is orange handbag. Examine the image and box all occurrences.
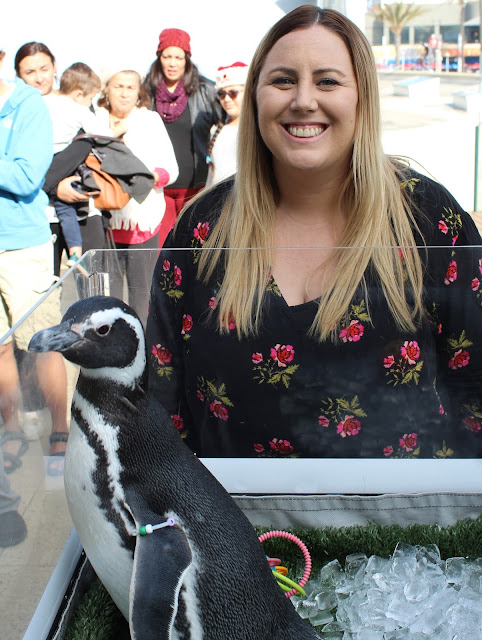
[84,153,130,210]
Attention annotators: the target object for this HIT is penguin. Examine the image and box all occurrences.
[29,296,321,640]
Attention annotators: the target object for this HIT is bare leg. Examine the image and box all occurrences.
[0,343,22,470]
[35,352,68,456]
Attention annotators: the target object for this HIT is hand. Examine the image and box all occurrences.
[56,176,92,203]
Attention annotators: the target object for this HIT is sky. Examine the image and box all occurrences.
[2,0,367,82]
[2,0,286,81]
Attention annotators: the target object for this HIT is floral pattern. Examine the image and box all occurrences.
[146,171,482,459]
[252,344,299,388]
[384,340,424,386]
[318,396,367,438]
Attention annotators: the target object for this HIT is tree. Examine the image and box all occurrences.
[373,2,428,69]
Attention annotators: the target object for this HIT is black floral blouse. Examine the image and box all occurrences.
[146,171,482,459]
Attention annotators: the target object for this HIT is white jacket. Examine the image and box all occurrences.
[94,107,178,233]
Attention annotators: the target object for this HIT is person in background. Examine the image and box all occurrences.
[95,69,178,323]
[0,47,69,477]
[46,62,111,267]
[143,28,221,236]
[146,6,482,460]
[0,47,28,548]
[15,42,106,275]
[206,62,248,187]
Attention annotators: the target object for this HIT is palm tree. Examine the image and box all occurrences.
[373,2,428,69]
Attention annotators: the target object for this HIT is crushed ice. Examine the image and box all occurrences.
[292,543,482,639]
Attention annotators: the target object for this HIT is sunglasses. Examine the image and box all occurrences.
[217,89,242,100]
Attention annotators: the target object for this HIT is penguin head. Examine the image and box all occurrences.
[29,296,146,386]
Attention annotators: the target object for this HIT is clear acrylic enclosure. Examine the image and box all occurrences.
[0,246,481,639]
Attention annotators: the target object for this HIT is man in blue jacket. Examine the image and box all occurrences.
[0,51,68,543]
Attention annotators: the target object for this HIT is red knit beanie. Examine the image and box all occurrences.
[157,29,192,56]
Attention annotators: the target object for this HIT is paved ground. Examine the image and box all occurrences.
[378,72,482,215]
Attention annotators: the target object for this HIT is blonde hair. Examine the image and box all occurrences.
[192,5,424,341]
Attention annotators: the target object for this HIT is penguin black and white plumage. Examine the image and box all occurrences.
[29,296,321,640]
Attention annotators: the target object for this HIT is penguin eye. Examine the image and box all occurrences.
[95,324,111,336]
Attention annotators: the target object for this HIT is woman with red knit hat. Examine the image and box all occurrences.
[143,28,221,234]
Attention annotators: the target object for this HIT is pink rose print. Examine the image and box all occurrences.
[174,265,182,286]
[339,319,364,343]
[448,349,470,370]
[152,344,172,366]
[196,390,204,402]
[444,260,457,285]
[437,323,442,335]
[439,404,445,415]
[181,314,193,335]
[472,278,480,291]
[171,414,184,430]
[479,259,482,275]
[318,415,330,428]
[163,259,170,271]
[438,220,448,234]
[252,352,263,364]
[336,415,361,438]
[254,443,265,454]
[383,446,394,457]
[270,344,295,367]
[452,235,458,247]
[384,355,395,368]
[209,297,218,309]
[400,341,421,365]
[193,221,210,244]
[209,400,229,421]
[399,433,417,452]
[269,438,294,454]
[462,416,482,433]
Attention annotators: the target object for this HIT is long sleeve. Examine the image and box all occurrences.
[414,174,482,440]
[0,92,53,197]
[146,228,193,429]
[124,108,179,185]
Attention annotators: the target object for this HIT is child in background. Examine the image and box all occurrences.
[44,63,110,266]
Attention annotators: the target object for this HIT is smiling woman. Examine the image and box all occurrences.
[146,5,482,460]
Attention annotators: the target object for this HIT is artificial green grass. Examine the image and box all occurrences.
[255,514,482,577]
[65,515,482,639]
[65,577,126,640]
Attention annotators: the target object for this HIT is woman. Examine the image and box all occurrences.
[1,47,69,476]
[95,69,178,323]
[15,42,105,272]
[143,28,221,228]
[146,6,482,459]
[205,62,248,187]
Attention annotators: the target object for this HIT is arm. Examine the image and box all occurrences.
[128,110,179,186]
[419,178,482,441]
[0,93,53,197]
[146,230,192,427]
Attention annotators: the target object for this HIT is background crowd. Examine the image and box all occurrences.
[0,27,247,547]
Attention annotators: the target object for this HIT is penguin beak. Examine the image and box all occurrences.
[28,321,83,354]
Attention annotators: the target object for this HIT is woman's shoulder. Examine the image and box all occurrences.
[399,167,480,245]
[171,179,234,245]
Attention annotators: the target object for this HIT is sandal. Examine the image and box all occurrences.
[47,432,69,477]
[1,431,28,475]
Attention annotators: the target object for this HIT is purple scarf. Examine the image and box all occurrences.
[155,78,188,123]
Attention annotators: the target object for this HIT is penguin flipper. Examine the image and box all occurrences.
[130,520,192,640]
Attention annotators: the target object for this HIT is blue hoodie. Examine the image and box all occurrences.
[0,78,53,250]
